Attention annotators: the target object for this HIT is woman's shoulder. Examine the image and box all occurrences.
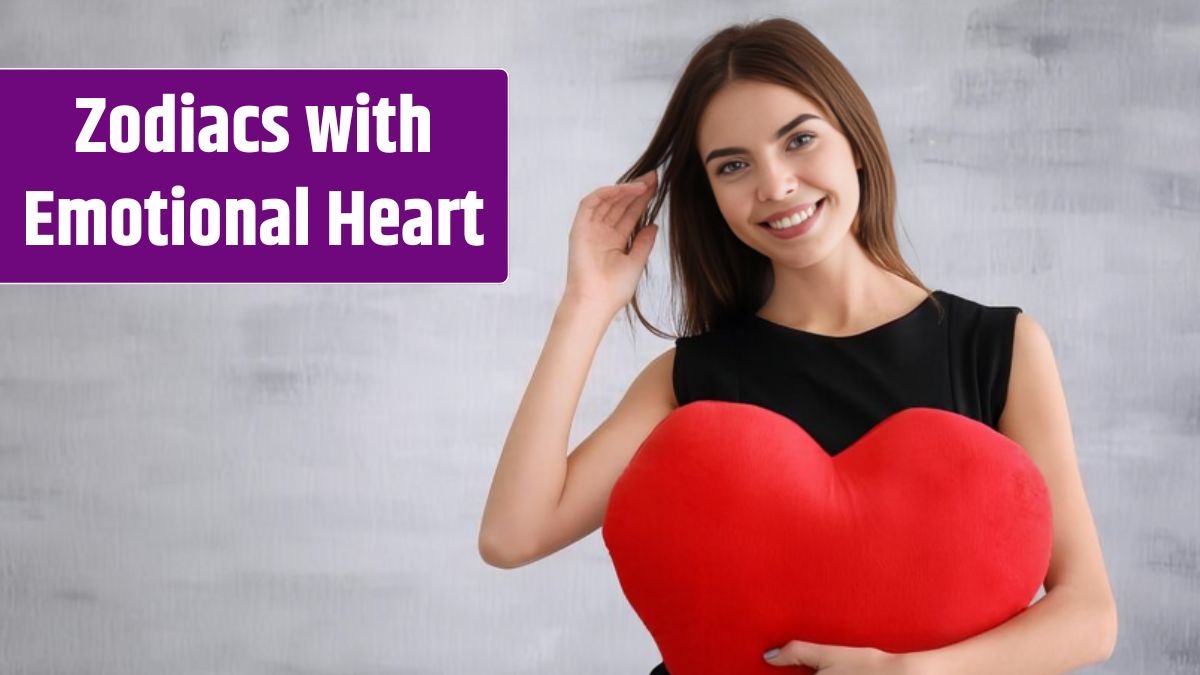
[672,316,749,349]
[933,289,1028,427]
[931,289,1024,331]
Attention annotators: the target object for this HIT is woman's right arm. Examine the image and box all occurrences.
[478,170,673,569]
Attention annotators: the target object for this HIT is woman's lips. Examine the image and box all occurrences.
[758,198,825,239]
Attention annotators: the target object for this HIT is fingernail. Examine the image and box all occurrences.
[763,648,780,660]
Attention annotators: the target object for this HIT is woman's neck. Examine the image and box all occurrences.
[756,239,927,337]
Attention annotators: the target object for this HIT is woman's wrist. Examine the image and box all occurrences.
[558,288,620,323]
[897,649,941,675]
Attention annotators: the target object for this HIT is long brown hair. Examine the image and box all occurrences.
[620,17,940,338]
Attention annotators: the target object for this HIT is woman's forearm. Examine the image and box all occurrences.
[478,295,614,567]
[907,585,1117,675]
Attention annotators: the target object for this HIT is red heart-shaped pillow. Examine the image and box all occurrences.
[602,401,1052,675]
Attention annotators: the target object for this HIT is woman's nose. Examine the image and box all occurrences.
[756,160,798,203]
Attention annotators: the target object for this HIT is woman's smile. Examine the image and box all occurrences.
[758,197,827,239]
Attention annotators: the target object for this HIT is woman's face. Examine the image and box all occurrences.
[696,80,862,267]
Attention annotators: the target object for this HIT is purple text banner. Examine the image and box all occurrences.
[0,69,508,283]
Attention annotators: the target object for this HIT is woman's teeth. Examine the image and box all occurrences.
[765,200,821,229]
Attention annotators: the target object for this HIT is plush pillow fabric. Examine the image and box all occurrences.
[602,401,1053,675]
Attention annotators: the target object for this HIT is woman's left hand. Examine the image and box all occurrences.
[763,640,917,674]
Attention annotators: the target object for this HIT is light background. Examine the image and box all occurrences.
[1,1,1197,673]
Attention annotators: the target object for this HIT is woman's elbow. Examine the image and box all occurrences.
[479,543,527,569]
[478,529,534,569]
[1091,596,1119,664]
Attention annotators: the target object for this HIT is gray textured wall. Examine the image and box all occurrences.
[1,1,1196,673]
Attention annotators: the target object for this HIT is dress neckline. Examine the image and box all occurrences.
[748,290,941,340]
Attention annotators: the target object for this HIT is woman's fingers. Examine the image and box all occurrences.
[582,171,656,229]
[562,172,659,314]
[609,173,657,235]
[576,183,628,222]
[627,223,659,265]
[593,181,648,228]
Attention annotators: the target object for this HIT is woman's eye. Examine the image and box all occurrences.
[716,135,813,176]
[788,133,815,149]
[717,160,746,176]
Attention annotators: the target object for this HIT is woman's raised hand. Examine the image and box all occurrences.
[562,170,660,316]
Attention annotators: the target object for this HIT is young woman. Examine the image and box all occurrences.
[479,18,1117,675]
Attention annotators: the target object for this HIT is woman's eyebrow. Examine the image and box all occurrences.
[703,113,821,165]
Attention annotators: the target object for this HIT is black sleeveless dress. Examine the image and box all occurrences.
[646,289,1022,675]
